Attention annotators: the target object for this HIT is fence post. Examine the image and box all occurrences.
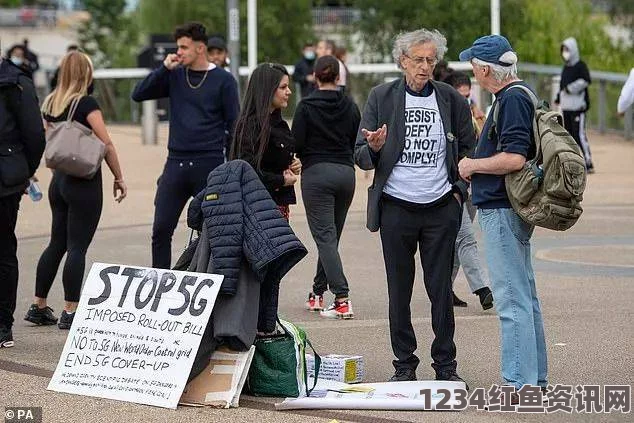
[550,75,560,109]
[625,106,633,140]
[141,100,158,145]
[598,80,607,134]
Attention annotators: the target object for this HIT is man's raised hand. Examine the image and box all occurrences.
[361,124,387,152]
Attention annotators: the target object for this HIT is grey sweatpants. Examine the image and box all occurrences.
[452,200,488,293]
[301,162,355,298]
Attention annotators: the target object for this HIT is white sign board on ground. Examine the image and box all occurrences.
[276,379,466,411]
[48,263,223,409]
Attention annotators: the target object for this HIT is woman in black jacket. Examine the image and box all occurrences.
[231,63,301,218]
[230,62,301,334]
[292,55,360,320]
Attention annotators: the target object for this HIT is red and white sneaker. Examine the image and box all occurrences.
[305,292,324,311]
[320,299,354,319]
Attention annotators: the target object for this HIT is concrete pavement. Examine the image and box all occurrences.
[1,125,632,422]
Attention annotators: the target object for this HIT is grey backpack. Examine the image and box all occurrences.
[490,85,586,230]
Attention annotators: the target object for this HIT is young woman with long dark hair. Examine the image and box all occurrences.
[230,62,300,334]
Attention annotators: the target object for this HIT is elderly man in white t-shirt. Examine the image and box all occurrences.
[355,28,475,386]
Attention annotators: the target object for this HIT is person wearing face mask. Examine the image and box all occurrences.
[293,42,317,98]
[555,37,594,173]
[6,45,31,77]
[0,48,46,348]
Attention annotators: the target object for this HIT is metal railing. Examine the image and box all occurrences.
[312,7,361,27]
[0,7,60,27]
[91,62,633,144]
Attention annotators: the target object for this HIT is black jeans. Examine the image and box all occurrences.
[35,171,103,302]
[379,192,461,374]
[152,156,224,269]
[0,193,21,329]
[301,163,355,298]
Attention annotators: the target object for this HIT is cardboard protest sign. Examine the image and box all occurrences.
[179,346,255,408]
[48,263,223,409]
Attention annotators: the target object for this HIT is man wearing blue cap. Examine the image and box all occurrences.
[458,35,548,400]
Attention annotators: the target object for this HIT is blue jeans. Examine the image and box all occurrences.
[479,208,548,389]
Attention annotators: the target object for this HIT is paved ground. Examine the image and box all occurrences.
[1,125,632,422]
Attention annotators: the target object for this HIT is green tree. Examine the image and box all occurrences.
[605,0,634,45]
[78,0,140,68]
[77,0,141,120]
[352,0,630,72]
[352,0,504,62]
[506,0,630,72]
[0,0,22,7]
[137,0,314,65]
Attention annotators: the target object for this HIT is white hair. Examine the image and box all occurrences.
[392,29,448,70]
[472,52,518,82]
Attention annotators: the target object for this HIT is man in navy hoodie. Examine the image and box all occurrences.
[132,22,240,269]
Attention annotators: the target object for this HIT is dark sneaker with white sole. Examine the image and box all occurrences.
[436,370,470,391]
[0,327,14,348]
[58,311,75,330]
[24,304,58,325]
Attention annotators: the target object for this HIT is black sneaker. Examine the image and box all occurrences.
[24,304,58,325]
[452,291,468,307]
[389,368,417,382]
[0,327,14,348]
[436,370,469,391]
[58,311,75,330]
[476,287,494,310]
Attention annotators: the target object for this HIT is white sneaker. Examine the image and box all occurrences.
[320,300,354,319]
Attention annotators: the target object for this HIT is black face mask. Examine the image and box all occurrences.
[88,82,94,95]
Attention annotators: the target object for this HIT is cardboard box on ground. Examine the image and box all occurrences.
[307,354,364,384]
[180,346,255,408]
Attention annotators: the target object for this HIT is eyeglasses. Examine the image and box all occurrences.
[404,54,437,67]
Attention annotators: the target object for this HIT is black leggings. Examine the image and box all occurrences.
[35,171,103,302]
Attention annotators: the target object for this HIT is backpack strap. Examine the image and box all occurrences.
[493,84,543,160]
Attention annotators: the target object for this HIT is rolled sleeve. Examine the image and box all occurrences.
[497,93,534,157]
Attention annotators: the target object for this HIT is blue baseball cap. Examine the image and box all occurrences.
[459,35,515,66]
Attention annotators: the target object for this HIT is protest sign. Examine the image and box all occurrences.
[48,263,223,409]
[276,379,467,411]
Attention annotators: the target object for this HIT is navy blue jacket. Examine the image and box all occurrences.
[187,160,307,295]
[131,65,239,159]
[471,81,536,209]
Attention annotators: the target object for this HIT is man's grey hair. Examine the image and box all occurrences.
[392,29,448,69]
[472,52,519,82]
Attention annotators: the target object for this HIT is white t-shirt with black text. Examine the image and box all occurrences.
[383,89,451,204]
